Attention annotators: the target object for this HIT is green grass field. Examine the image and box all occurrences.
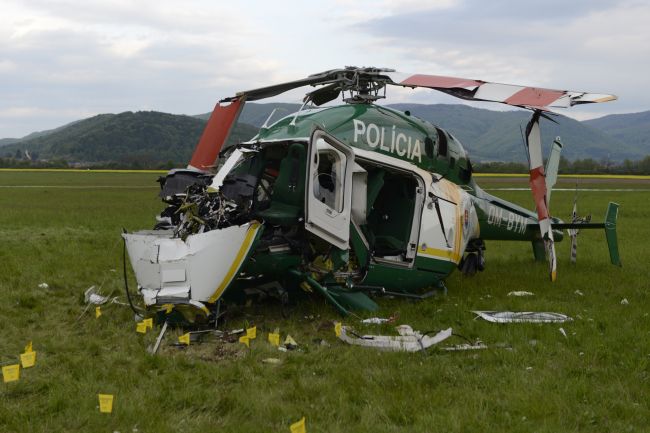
[1,171,648,432]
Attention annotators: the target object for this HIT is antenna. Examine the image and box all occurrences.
[260,108,277,129]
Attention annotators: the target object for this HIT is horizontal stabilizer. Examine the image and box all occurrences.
[549,202,621,266]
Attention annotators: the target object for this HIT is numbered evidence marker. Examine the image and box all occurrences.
[290,416,306,433]
[268,330,280,347]
[2,364,20,383]
[334,322,342,337]
[95,306,102,319]
[20,351,36,368]
[246,326,257,339]
[178,333,190,346]
[136,322,148,334]
[98,394,114,413]
[239,335,250,348]
[143,318,153,330]
[25,341,33,353]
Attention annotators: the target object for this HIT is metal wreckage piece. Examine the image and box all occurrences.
[472,311,573,323]
[338,325,452,352]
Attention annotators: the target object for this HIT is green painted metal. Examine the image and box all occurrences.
[289,269,350,316]
[255,104,471,184]
[604,202,622,266]
[531,240,546,262]
[361,256,452,292]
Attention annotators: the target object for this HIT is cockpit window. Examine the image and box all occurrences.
[435,128,448,157]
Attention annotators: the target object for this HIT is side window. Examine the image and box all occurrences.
[435,127,448,157]
[313,148,344,212]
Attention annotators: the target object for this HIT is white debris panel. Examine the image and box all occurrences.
[472,311,573,323]
[338,325,452,352]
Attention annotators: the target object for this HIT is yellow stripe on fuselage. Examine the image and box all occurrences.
[208,222,260,303]
[418,247,462,263]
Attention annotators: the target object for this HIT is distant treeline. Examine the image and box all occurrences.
[2,155,650,174]
[0,157,179,170]
[475,155,650,175]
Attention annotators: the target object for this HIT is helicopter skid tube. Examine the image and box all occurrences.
[122,222,262,308]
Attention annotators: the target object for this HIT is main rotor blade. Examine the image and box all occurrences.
[188,98,245,171]
[391,72,617,110]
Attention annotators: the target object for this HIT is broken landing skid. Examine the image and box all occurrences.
[289,269,446,316]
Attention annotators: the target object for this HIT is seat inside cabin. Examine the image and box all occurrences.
[256,143,307,225]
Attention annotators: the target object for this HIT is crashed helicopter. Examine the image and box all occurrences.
[123,67,621,320]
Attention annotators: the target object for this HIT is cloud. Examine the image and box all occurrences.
[352,0,650,117]
[1,0,648,137]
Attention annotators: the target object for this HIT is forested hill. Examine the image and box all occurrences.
[1,111,258,167]
[2,103,648,167]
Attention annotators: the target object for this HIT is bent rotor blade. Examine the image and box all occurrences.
[545,138,563,205]
[390,72,617,110]
[525,111,557,281]
[188,98,245,171]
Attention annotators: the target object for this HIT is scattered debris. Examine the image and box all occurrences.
[574,289,584,296]
[338,325,452,352]
[361,314,398,325]
[442,342,488,351]
[621,298,629,305]
[85,286,109,305]
[283,335,298,350]
[361,317,390,325]
[262,358,281,365]
[149,321,169,354]
[559,327,568,338]
[507,291,535,297]
[37,283,49,290]
[472,311,573,323]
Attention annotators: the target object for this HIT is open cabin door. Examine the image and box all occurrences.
[305,128,355,249]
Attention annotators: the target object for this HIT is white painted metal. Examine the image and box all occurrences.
[351,163,368,225]
[305,131,355,249]
[545,139,563,205]
[122,223,256,305]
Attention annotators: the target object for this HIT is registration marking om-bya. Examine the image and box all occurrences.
[487,205,527,234]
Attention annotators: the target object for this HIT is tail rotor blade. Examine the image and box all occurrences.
[545,138,563,206]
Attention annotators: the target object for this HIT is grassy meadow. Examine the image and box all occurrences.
[0,170,648,432]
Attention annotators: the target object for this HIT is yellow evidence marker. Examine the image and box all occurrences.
[136,322,147,334]
[2,364,20,383]
[334,322,342,337]
[178,333,190,345]
[246,326,257,339]
[95,306,102,319]
[284,335,297,346]
[290,416,306,433]
[98,394,114,413]
[24,341,33,353]
[143,318,153,330]
[268,330,280,347]
[239,335,250,348]
[20,351,36,368]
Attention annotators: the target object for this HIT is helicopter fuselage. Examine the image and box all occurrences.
[124,103,563,317]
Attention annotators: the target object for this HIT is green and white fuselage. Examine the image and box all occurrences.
[124,103,569,317]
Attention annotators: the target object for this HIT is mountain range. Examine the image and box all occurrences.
[1,103,648,166]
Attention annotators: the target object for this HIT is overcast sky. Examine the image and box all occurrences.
[1,0,649,138]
